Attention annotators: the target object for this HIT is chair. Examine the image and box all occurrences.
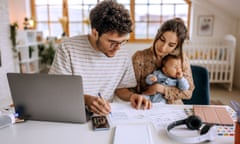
[183,65,210,105]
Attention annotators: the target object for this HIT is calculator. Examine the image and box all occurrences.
[91,116,110,131]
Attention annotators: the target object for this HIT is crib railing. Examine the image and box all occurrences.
[183,35,236,91]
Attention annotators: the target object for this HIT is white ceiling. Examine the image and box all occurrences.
[207,0,240,19]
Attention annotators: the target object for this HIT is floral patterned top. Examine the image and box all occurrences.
[132,47,195,104]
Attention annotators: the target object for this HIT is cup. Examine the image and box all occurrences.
[0,114,15,129]
[235,122,240,144]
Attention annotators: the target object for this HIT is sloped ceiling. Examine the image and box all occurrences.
[207,0,240,19]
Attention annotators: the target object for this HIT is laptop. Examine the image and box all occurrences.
[7,73,88,123]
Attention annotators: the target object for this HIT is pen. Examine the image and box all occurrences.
[230,100,240,123]
[98,92,112,116]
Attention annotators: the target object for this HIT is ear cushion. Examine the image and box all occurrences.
[185,115,202,130]
[200,124,212,135]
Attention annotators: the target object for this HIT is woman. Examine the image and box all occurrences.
[132,18,194,104]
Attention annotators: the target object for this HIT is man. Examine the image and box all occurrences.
[49,1,151,115]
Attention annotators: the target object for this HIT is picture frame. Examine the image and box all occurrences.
[197,15,214,36]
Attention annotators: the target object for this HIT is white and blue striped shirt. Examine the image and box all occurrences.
[49,35,136,101]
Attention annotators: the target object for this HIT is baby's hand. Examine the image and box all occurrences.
[150,75,157,82]
[176,72,183,79]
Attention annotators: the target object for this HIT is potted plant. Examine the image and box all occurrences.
[38,42,56,71]
[9,22,18,53]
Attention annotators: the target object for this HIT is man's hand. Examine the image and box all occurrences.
[84,95,111,116]
[129,94,152,110]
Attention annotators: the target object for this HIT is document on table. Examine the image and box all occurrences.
[113,124,154,144]
[109,103,188,131]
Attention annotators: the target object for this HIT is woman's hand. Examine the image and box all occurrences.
[129,94,152,110]
[84,95,111,116]
[143,83,165,95]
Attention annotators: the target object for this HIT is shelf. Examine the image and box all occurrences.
[20,57,40,63]
[16,30,43,73]
[16,30,43,45]
[16,42,44,48]
[19,61,40,73]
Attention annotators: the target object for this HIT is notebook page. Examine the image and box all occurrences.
[113,124,154,144]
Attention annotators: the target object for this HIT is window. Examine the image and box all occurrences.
[67,0,98,37]
[32,0,63,38]
[133,0,190,41]
[31,0,191,42]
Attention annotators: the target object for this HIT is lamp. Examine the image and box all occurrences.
[23,17,35,29]
[28,18,35,29]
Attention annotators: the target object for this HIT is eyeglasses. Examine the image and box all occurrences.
[108,40,128,49]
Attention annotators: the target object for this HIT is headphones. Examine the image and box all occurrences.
[166,115,217,144]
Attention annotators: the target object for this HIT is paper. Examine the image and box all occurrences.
[108,103,149,125]
[109,103,188,131]
[113,124,154,144]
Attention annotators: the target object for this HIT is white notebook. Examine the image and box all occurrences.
[113,124,154,144]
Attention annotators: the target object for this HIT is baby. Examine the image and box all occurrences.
[145,54,190,103]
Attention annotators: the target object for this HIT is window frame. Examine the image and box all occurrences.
[30,0,191,42]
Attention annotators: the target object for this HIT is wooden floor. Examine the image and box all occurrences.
[210,84,240,105]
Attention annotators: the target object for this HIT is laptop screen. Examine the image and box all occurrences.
[7,73,87,123]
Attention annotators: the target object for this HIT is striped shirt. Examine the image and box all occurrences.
[49,35,136,101]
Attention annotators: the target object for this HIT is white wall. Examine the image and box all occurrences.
[8,0,31,30]
[125,43,151,56]
[191,0,238,40]
[0,0,16,106]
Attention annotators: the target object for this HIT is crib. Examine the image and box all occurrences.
[183,35,236,91]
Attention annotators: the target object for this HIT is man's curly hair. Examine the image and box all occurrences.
[89,0,133,36]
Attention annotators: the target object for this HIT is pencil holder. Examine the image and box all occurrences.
[235,122,240,144]
[0,114,15,129]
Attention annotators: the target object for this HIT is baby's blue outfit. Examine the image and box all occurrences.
[145,70,190,103]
